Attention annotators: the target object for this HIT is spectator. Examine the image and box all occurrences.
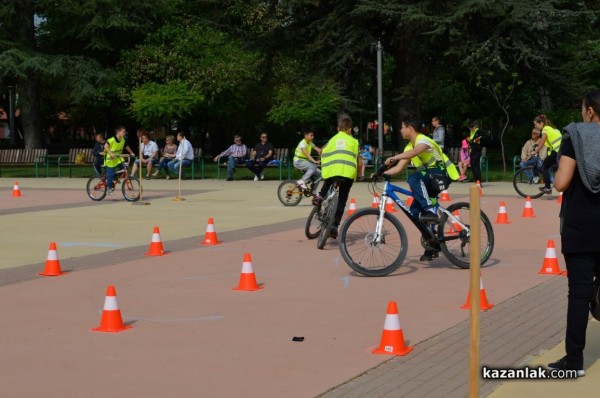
[246,132,274,181]
[152,135,178,179]
[293,130,322,194]
[467,120,483,186]
[431,116,446,151]
[168,131,194,179]
[92,132,105,176]
[214,135,247,181]
[457,137,470,182]
[131,133,159,179]
[548,89,600,377]
[519,128,547,181]
[357,144,373,181]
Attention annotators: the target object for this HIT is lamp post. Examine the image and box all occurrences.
[376,41,383,155]
[8,85,15,147]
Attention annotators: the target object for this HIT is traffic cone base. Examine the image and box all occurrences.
[460,290,494,311]
[200,217,222,245]
[38,242,66,277]
[538,240,566,275]
[233,253,263,291]
[495,201,511,224]
[521,196,535,218]
[91,286,132,333]
[12,181,22,197]
[371,302,413,356]
[145,226,168,256]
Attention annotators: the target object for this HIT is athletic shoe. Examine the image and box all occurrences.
[547,356,585,377]
[329,226,338,239]
[152,171,159,177]
[312,195,323,206]
[254,175,259,181]
[532,176,540,184]
[260,172,264,180]
[296,180,307,190]
[539,187,552,194]
[420,250,439,262]
[458,175,467,182]
[166,175,170,180]
[107,188,114,196]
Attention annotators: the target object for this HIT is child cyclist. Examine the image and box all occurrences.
[104,126,136,195]
[312,114,362,239]
[293,130,322,195]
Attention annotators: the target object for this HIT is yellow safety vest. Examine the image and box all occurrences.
[542,125,562,153]
[404,134,459,181]
[104,136,126,168]
[321,131,359,180]
[293,139,313,161]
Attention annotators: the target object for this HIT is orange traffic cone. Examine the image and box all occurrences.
[439,189,451,202]
[372,301,413,356]
[406,196,414,207]
[145,226,168,256]
[460,276,494,310]
[200,217,222,245]
[447,210,463,236]
[495,201,510,224]
[347,198,357,216]
[91,285,132,333]
[233,253,263,291]
[12,181,22,197]
[38,242,66,276]
[371,192,380,209]
[521,196,535,218]
[385,196,396,213]
[538,240,566,275]
[557,192,563,204]
[476,180,484,197]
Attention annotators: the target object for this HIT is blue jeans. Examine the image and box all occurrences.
[227,157,245,179]
[106,163,125,191]
[407,168,440,217]
[167,159,192,178]
[519,158,538,180]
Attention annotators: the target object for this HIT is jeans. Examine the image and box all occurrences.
[167,159,192,178]
[155,157,173,175]
[470,151,482,183]
[407,168,441,217]
[318,176,353,227]
[564,251,600,369]
[294,159,321,193]
[519,158,538,180]
[106,163,125,191]
[246,159,269,178]
[226,156,245,179]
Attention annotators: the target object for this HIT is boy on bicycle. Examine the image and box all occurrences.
[104,126,136,195]
[312,114,361,239]
[383,116,459,224]
[293,130,322,195]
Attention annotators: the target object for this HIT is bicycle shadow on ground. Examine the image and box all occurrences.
[347,264,419,278]
[421,256,500,270]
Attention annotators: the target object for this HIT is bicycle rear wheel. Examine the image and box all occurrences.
[277,180,303,206]
[86,176,107,201]
[317,193,338,249]
[339,208,408,276]
[438,202,494,269]
[513,166,544,199]
[305,206,323,239]
[122,176,141,202]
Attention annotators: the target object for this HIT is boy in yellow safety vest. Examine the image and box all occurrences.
[104,126,136,195]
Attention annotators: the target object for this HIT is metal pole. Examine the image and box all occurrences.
[376,41,383,155]
[8,85,15,147]
[468,185,481,397]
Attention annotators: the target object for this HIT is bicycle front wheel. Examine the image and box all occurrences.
[86,176,107,201]
[277,180,303,206]
[122,176,141,202]
[317,193,338,249]
[339,208,408,276]
[305,206,323,239]
[513,166,544,199]
[438,202,494,269]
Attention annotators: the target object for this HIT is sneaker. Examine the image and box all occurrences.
[420,249,440,262]
[254,175,259,181]
[145,175,150,180]
[107,188,114,196]
[152,171,159,177]
[358,176,365,181]
[419,212,440,224]
[297,180,307,190]
[329,226,338,239]
[312,195,323,206]
[539,187,552,194]
[458,175,466,182]
[547,356,585,377]
[166,175,170,180]
[532,176,540,184]
[260,172,264,180]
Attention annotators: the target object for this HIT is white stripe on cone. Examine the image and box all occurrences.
[47,250,58,261]
[382,314,401,331]
[103,296,119,311]
[206,223,215,232]
[545,247,557,259]
[151,233,161,242]
[241,261,254,274]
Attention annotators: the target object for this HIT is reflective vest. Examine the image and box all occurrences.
[542,125,562,153]
[104,136,126,168]
[321,131,359,180]
[293,139,313,161]
[404,134,459,181]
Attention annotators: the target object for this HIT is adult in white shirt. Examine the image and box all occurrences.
[131,132,159,179]
[167,131,194,179]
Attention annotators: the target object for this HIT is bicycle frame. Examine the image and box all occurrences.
[375,180,470,243]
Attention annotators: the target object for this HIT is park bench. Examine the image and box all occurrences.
[58,148,135,178]
[0,148,48,178]
[217,147,290,180]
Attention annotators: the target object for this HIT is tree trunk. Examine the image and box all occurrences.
[18,76,43,149]
[500,109,509,173]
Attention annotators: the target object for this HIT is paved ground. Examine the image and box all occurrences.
[0,177,598,397]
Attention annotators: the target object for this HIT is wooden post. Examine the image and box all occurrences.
[468,185,481,398]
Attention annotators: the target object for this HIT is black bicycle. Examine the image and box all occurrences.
[513,156,552,199]
[305,182,339,249]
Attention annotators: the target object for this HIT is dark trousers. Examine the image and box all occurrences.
[470,151,482,183]
[543,151,557,189]
[246,159,269,177]
[319,176,353,227]
[407,167,442,217]
[93,158,103,176]
[564,251,600,369]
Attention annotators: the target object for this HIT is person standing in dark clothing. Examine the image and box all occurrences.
[92,132,106,176]
[467,120,483,185]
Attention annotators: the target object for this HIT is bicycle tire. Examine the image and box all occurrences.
[339,208,408,276]
[277,180,303,206]
[86,176,107,201]
[438,202,495,269]
[513,166,545,199]
[317,192,338,249]
[305,206,323,239]
[122,176,141,202]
